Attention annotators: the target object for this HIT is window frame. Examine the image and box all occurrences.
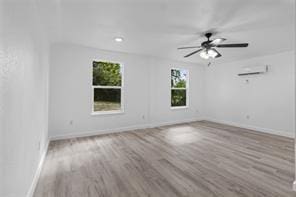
[91,59,124,115]
[170,68,189,109]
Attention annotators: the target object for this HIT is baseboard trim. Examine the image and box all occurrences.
[48,116,294,141]
[49,118,203,141]
[26,140,50,197]
[203,117,294,138]
[50,124,151,141]
[150,118,203,128]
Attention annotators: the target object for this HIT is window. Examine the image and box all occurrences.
[92,61,123,114]
[171,68,188,108]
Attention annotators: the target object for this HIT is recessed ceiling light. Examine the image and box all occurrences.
[114,37,124,42]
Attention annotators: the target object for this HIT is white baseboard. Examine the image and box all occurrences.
[50,124,151,141]
[150,117,203,128]
[203,117,294,138]
[49,118,203,141]
[26,140,50,197]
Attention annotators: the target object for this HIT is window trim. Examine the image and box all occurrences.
[170,68,189,109]
[91,60,124,116]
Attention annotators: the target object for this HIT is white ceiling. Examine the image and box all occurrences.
[5,0,296,64]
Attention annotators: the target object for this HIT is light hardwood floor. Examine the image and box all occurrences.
[34,121,295,197]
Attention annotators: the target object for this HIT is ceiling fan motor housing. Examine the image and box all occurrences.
[202,32,213,49]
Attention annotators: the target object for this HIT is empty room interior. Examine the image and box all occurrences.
[1,0,296,197]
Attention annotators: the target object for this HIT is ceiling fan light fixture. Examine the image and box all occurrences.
[208,49,218,58]
[200,50,210,59]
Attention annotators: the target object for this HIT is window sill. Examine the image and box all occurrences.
[91,110,124,116]
[170,106,189,110]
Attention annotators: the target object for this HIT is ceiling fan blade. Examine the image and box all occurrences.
[178,46,201,50]
[210,38,226,45]
[184,49,203,58]
[211,48,222,58]
[216,43,249,48]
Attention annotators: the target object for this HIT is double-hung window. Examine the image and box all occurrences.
[92,61,123,114]
[171,68,188,108]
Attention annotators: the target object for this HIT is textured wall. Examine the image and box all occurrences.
[0,2,50,197]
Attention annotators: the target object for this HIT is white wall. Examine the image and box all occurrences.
[0,2,49,197]
[204,51,295,137]
[49,43,204,139]
[294,1,296,188]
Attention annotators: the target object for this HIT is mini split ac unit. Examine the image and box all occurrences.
[238,65,268,76]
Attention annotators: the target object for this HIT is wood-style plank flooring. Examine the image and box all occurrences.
[34,121,295,197]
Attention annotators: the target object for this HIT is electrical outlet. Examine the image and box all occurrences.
[69,120,73,125]
[142,115,145,120]
[246,115,250,119]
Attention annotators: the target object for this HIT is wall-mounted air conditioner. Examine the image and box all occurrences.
[238,65,268,76]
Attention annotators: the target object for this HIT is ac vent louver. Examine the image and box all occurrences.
[238,65,268,76]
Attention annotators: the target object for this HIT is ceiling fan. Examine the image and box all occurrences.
[178,32,249,59]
